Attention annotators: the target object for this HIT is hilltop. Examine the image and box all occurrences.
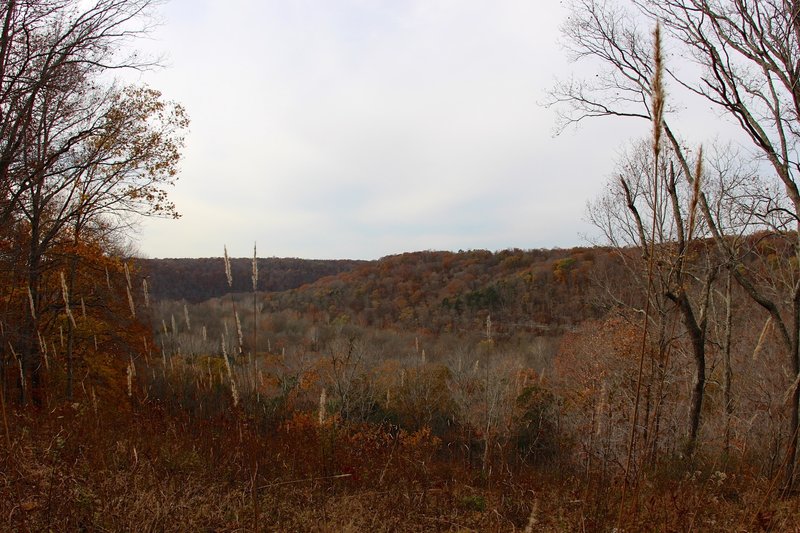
[140,257,366,302]
[144,247,626,338]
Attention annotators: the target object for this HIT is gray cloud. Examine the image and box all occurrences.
[135,0,652,259]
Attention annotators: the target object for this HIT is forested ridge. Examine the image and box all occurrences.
[145,247,609,331]
[256,248,609,333]
[141,257,366,302]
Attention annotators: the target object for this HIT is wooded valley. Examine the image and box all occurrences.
[4,0,800,531]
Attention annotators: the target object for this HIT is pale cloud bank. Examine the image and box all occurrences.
[134,0,646,259]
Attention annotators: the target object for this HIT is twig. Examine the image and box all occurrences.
[420,515,479,532]
[257,473,351,491]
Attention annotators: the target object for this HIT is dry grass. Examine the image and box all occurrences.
[1,394,799,532]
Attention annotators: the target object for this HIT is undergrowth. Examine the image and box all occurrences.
[2,395,798,532]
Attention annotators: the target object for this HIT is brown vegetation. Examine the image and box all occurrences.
[5,0,800,530]
[3,381,800,532]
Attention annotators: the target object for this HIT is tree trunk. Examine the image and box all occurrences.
[723,270,733,458]
[674,290,706,456]
[786,281,800,490]
[64,218,83,400]
[22,247,42,406]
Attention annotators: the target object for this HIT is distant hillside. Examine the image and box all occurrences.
[255,247,624,336]
[140,257,366,302]
[146,247,634,337]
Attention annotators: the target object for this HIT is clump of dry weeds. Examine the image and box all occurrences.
[1,395,799,532]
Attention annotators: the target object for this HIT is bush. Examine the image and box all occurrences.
[514,384,562,463]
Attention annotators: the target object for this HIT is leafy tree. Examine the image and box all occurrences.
[0,0,187,405]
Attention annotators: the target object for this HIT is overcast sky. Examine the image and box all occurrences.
[134,0,652,260]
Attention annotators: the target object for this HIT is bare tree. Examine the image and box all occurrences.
[588,138,716,458]
[554,0,800,487]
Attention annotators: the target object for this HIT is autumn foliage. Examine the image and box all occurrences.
[5,0,800,529]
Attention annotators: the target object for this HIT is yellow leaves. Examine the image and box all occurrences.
[552,257,576,284]
[83,348,128,407]
[79,83,188,220]
[20,500,39,512]
[196,354,227,376]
